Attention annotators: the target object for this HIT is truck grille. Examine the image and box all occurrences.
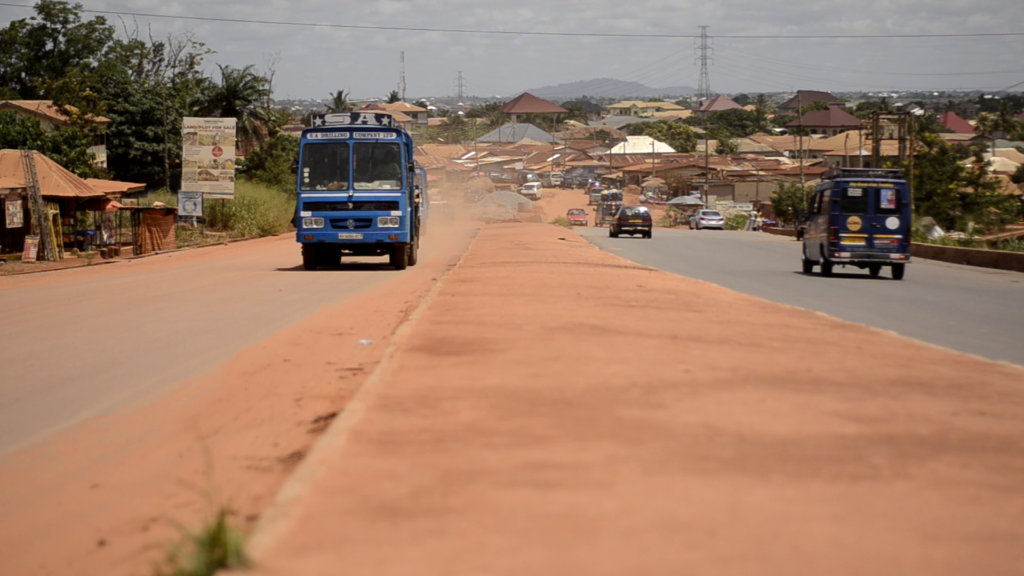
[305,201,400,212]
[330,218,374,230]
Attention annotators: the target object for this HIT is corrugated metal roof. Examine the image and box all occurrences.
[0,150,106,198]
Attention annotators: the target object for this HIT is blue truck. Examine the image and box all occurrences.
[295,112,422,270]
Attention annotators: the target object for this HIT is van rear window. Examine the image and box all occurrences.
[841,187,868,215]
[876,188,902,215]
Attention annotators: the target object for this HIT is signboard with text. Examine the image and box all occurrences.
[22,235,38,262]
[178,191,204,217]
[5,198,23,229]
[181,117,237,199]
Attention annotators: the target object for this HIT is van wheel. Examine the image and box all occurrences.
[801,250,815,274]
[891,263,906,280]
[819,254,833,277]
[390,243,409,270]
[302,245,318,271]
[868,264,881,277]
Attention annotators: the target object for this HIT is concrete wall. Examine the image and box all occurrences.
[912,243,1024,273]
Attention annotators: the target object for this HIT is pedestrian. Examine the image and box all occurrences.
[755,212,764,231]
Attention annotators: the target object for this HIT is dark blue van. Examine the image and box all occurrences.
[801,168,912,280]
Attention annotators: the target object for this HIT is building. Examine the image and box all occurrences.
[0,100,110,167]
[777,91,840,116]
[477,123,562,145]
[938,111,975,134]
[609,136,676,154]
[378,102,429,127]
[499,93,568,124]
[608,101,687,118]
[693,95,742,116]
[785,105,863,136]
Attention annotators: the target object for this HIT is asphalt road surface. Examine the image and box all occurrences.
[581,227,1024,367]
[0,236,439,455]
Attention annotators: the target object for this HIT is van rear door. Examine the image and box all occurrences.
[866,184,909,253]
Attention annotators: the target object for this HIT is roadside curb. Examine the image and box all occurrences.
[0,258,119,277]
[246,228,480,560]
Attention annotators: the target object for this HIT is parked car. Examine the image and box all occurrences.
[550,172,564,187]
[689,209,726,230]
[609,206,652,238]
[588,187,604,206]
[520,182,542,200]
[566,208,588,226]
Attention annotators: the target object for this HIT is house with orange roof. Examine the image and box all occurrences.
[0,100,110,167]
[938,111,975,134]
[786,105,863,137]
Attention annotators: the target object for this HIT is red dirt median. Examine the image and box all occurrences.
[253,222,1024,576]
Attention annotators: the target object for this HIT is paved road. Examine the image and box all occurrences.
[581,227,1024,366]
[0,235,457,455]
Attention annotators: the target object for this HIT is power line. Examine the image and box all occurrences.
[1,3,1022,39]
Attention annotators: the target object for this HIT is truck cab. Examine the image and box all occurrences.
[801,168,912,280]
[295,112,420,270]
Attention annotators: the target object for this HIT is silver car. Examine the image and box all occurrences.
[689,209,726,230]
[520,182,542,200]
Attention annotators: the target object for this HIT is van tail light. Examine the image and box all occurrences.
[828,226,838,242]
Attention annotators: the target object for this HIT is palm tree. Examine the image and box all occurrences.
[203,64,271,150]
[752,93,774,134]
[327,90,352,113]
[386,90,401,104]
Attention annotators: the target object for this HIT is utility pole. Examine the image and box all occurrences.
[798,91,805,188]
[456,71,465,103]
[399,51,407,102]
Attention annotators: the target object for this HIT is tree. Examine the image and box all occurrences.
[909,134,1019,233]
[751,94,774,134]
[327,90,352,113]
[201,64,271,150]
[0,110,96,176]
[626,121,698,153]
[714,131,738,155]
[0,0,115,100]
[646,97,665,103]
[706,108,757,138]
[386,90,401,104]
[1011,164,1024,186]
[563,103,589,124]
[237,133,299,191]
[771,181,811,227]
[854,98,894,120]
[732,94,752,107]
[975,100,1024,144]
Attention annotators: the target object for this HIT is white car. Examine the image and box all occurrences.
[520,182,542,200]
[689,209,726,230]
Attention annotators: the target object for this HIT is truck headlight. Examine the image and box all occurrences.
[377,216,400,228]
[302,217,324,229]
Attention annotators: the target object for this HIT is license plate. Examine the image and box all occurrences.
[338,233,363,240]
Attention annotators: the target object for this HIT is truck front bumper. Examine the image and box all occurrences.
[297,230,410,244]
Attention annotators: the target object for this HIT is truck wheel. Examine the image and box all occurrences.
[302,244,318,271]
[390,243,409,270]
[408,234,419,267]
[891,263,906,280]
[869,264,881,277]
[819,250,833,277]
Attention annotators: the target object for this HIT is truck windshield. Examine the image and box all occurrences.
[300,142,350,191]
[353,142,403,190]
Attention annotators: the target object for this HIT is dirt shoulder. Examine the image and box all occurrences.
[253,222,1024,576]
[0,222,477,576]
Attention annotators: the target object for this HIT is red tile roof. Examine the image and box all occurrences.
[938,112,974,134]
[696,95,742,113]
[0,100,110,125]
[500,93,568,115]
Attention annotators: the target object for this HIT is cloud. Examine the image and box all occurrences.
[6,0,1023,98]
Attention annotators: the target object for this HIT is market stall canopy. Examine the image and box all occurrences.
[667,195,704,206]
[0,150,105,198]
[79,197,125,212]
[85,178,145,197]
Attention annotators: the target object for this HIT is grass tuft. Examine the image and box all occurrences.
[551,216,572,229]
[154,507,250,576]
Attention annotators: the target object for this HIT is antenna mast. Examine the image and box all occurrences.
[695,26,713,102]
[399,51,407,101]
[457,70,465,102]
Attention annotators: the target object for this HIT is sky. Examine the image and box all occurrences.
[3,0,1024,100]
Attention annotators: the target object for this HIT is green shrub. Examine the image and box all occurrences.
[204,181,294,239]
[551,216,572,228]
[725,213,749,230]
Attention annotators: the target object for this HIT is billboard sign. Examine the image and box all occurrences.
[181,117,237,199]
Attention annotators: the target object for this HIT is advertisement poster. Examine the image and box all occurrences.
[181,117,237,199]
[23,235,39,262]
[5,198,23,228]
[178,191,204,217]
[880,188,897,210]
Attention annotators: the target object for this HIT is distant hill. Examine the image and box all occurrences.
[519,78,696,99]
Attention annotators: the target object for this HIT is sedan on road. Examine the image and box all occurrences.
[567,208,589,226]
[689,210,726,230]
[610,206,652,238]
